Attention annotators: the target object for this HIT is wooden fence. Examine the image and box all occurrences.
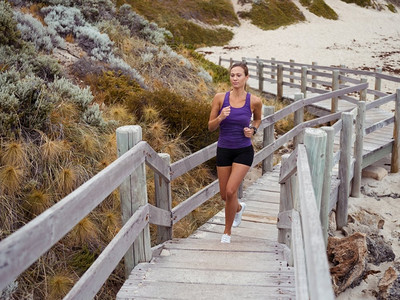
[0,58,399,299]
[220,56,400,104]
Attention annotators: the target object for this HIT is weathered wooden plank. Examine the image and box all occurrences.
[64,205,149,300]
[171,180,219,224]
[366,93,396,110]
[170,142,217,180]
[126,264,295,286]
[352,101,366,197]
[297,145,335,300]
[148,204,171,227]
[291,210,309,300]
[117,281,295,300]
[304,128,327,210]
[279,147,298,183]
[365,116,395,135]
[337,113,353,229]
[163,238,283,252]
[154,153,172,243]
[362,143,393,168]
[391,89,400,172]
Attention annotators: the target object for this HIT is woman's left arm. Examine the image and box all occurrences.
[251,95,262,129]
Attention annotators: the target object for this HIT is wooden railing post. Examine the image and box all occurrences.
[331,70,339,118]
[293,93,304,147]
[321,126,334,246]
[262,106,275,174]
[336,113,353,229]
[155,153,172,244]
[289,59,295,84]
[303,128,327,211]
[277,64,283,101]
[271,57,276,79]
[257,60,264,92]
[352,101,366,197]
[374,67,382,100]
[229,57,233,68]
[312,61,318,88]
[278,154,293,246]
[218,56,222,66]
[359,78,368,101]
[391,88,400,173]
[116,125,151,278]
[301,66,308,98]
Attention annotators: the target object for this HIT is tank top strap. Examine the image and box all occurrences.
[223,91,230,106]
[245,92,251,109]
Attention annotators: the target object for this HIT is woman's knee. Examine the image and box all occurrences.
[226,187,237,199]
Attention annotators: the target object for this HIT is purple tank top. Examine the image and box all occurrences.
[218,91,252,149]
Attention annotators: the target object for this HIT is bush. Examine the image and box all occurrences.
[340,0,371,7]
[75,25,114,61]
[0,44,62,81]
[42,5,87,36]
[239,0,306,30]
[188,50,230,84]
[117,4,172,45]
[14,11,65,53]
[300,0,338,19]
[125,89,218,151]
[78,0,116,23]
[0,1,21,48]
[0,70,53,137]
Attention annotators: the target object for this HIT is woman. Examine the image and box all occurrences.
[208,62,262,243]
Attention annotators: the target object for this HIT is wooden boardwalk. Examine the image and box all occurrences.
[117,167,296,300]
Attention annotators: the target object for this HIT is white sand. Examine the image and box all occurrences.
[198,0,400,74]
[198,1,400,298]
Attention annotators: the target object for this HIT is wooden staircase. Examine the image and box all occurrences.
[117,167,296,299]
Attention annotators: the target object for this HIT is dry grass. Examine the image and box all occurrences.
[0,165,24,195]
[70,217,99,246]
[48,272,74,299]
[24,189,52,216]
[1,141,27,168]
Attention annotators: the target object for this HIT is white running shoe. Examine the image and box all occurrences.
[232,202,246,227]
[220,234,231,243]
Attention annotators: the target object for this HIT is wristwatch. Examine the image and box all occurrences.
[250,126,257,135]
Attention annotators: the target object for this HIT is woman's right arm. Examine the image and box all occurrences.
[208,93,229,132]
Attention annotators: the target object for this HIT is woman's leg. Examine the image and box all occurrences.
[217,166,231,202]
[223,163,250,235]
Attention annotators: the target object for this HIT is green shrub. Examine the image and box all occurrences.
[188,50,230,84]
[0,44,62,81]
[300,0,338,19]
[117,0,235,48]
[0,1,21,48]
[125,89,218,151]
[0,70,53,137]
[240,0,306,30]
[14,11,65,53]
[340,0,371,7]
[387,3,397,12]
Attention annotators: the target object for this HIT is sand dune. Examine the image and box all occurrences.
[198,0,400,76]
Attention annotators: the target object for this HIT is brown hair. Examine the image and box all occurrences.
[230,62,249,76]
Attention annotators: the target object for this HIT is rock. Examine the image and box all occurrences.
[362,165,388,181]
[327,232,368,295]
[367,235,395,265]
[378,267,400,300]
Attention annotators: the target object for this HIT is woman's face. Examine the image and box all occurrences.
[230,66,248,89]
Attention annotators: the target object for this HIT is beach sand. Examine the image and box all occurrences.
[198,0,400,298]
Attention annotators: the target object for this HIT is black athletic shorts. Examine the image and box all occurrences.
[216,145,254,167]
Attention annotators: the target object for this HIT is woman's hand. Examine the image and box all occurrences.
[219,106,231,121]
[243,126,255,138]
